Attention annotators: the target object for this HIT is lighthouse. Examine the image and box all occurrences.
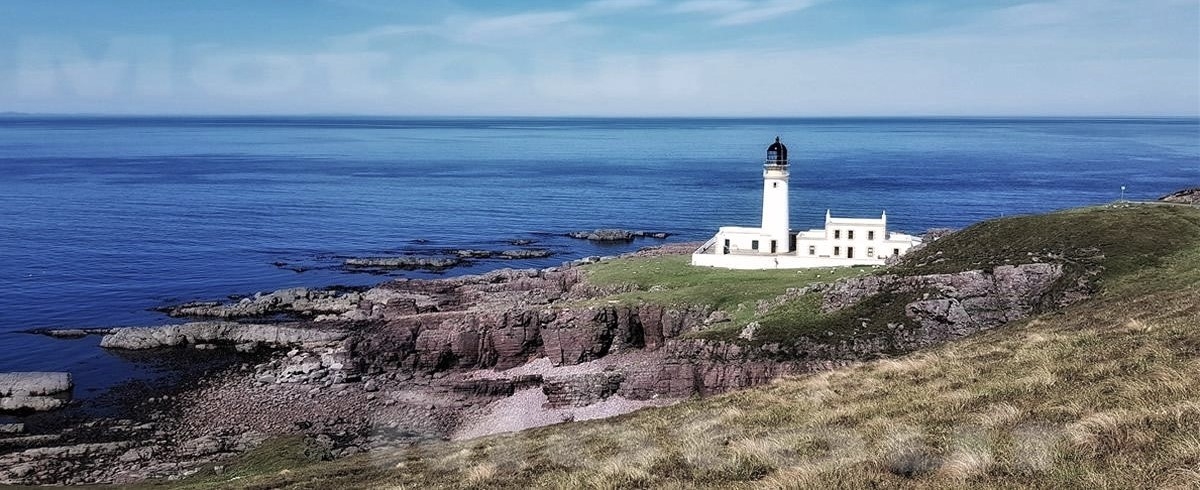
[761,137,791,254]
[691,135,924,269]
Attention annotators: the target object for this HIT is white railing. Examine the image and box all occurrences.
[693,236,719,255]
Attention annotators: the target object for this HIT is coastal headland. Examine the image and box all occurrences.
[2,201,1199,487]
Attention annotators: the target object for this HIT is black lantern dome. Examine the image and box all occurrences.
[766,136,788,165]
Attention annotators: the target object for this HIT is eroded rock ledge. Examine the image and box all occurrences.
[99,322,349,350]
[0,372,73,413]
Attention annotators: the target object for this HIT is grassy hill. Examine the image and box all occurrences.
[152,204,1200,489]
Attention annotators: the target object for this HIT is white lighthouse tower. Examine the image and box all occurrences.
[761,136,790,254]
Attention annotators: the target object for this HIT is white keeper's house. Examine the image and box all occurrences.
[691,137,921,269]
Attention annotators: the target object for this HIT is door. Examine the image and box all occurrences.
[847,247,854,259]
[770,240,777,254]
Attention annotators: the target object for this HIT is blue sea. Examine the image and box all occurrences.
[0,116,1197,400]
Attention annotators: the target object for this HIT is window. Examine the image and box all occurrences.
[808,245,816,256]
[773,182,778,188]
[868,230,875,240]
[848,230,855,240]
[867,247,875,257]
[752,240,759,250]
[893,248,900,256]
[834,230,840,239]
[770,240,777,253]
[834,246,840,256]
[847,247,854,259]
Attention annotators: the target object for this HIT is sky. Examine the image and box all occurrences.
[0,0,1196,116]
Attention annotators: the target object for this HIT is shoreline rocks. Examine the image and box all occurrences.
[0,372,73,413]
[1160,187,1200,205]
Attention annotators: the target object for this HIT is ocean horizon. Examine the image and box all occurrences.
[1,115,1197,402]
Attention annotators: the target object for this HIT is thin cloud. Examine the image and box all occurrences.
[584,0,659,13]
[332,1,657,48]
[674,0,825,26]
[458,11,581,43]
[715,0,823,25]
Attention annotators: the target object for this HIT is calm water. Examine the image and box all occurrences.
[0,116,1197,399]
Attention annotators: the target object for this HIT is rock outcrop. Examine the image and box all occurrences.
[1160,187,1200,205]
[162,287,362,319]
[543,372,625,408]
[0,372,73,413]
[99,322,348,350]
[821,263,1070,322]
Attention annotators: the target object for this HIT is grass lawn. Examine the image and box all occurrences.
[580,253,870,314]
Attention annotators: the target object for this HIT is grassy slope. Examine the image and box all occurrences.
[154,205,1200,489]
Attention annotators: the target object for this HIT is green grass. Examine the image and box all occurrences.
[580,254,869,313]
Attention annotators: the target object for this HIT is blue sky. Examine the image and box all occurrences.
[0,0,1196,116]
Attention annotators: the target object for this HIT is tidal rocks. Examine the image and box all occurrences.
[0,372,73,413]
[345,256,462,270]
[566,229,671,242]
[448,249,553,260]
[498,249,553,259]
[453,249,494,259]
[99,322,348,350]
[24,327,115,338]
[163,287,362,319]
[1160,187,1200,205]
[350,256,463,270]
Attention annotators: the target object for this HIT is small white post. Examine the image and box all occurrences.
[1120,185,1126,202]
